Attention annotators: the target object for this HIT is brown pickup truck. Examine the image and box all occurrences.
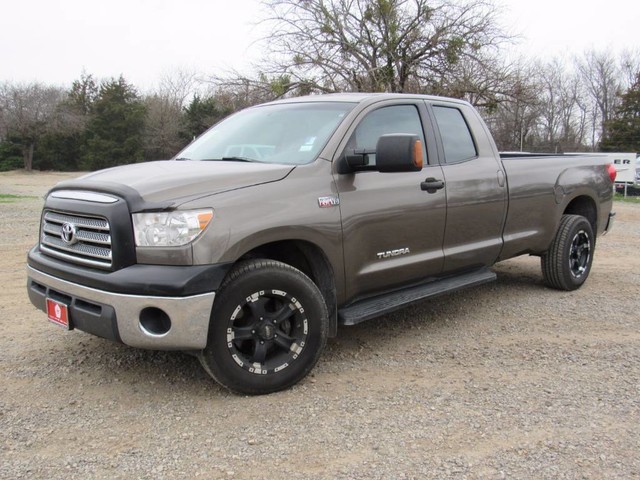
[27,93,617,394]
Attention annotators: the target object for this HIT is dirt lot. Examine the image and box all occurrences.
[1,170,639,479]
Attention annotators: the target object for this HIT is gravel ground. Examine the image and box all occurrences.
[1,170,639,479]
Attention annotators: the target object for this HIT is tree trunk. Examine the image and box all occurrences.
[23,143,34,171]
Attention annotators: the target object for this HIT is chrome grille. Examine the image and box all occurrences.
[40,210,112,269]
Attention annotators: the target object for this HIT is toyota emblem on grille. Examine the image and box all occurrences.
[61,222,78,245]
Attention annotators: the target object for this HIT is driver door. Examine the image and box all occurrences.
[334,102,447,303]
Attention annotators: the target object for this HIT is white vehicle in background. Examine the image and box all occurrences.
[608,153,640,196]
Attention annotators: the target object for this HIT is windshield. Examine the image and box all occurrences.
[176,102,355,165]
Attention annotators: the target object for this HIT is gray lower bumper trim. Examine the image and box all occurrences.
[28,266,215,350]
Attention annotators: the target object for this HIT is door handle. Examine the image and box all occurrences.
[420,178,445,193]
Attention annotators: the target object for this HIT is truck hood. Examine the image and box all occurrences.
[66,160,295,205]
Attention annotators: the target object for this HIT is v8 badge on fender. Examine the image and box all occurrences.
[318,195,340,208]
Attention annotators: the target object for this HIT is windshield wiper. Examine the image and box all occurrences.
[177,157,262,163]
[201,157,260,163]
[219,156,256,162]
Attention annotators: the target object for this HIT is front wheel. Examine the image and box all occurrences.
[199,259,328,395]
[541,214,595,291]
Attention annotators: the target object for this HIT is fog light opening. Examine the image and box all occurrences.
[139,307,172,336]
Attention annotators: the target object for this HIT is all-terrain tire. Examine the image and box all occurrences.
[198,259,328,395]
[541,214,595,291]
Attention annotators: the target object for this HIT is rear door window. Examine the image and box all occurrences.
[432,106,477,163]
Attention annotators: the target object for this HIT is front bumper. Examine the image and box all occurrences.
[27,265,216,350]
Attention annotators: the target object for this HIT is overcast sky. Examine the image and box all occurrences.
[1,0,638,91]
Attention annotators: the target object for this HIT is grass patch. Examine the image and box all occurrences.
[0,193,38,203]
[614,193,640,204]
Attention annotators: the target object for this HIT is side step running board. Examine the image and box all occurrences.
[338,267,496,326]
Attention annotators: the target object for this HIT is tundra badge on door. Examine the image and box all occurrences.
[377,248,410,259]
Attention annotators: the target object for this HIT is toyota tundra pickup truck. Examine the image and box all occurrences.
[26,93,617,394]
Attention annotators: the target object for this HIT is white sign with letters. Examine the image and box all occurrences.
[605,153,637,183]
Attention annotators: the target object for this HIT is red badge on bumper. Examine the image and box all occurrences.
[46,298,70,330]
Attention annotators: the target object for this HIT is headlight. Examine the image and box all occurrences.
[132,209,213,247]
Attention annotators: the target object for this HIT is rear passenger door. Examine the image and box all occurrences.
[427,102,507,272]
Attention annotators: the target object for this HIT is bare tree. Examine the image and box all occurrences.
[143,69,199,159]
[575,49,621,146]
[203,70,320,114]
[479,59,540,151]
[572,88,591,150]
[533,59,586,151]
[429,52,521,108]
[142,94,185,159]
[258,0,510,94]
[619,48,640,89]
[157,68,199,107]
[0,82,66,170]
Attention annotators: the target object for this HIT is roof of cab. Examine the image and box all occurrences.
[264,92,470,107]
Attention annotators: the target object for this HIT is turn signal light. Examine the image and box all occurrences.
[607,164,617,183]
[413,140,424,169]
[198,211,214,230]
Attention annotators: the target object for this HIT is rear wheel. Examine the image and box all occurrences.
[199,259,328,395]
[541,214,594,291]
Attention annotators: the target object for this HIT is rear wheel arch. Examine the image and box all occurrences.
[563,195,597,234]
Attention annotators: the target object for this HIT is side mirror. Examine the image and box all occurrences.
[344,150,372,169]
[376,134,424,172]
[337,148,374,174]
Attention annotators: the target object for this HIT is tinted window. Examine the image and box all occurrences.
[432,106,477,163]
[347,105,427,165]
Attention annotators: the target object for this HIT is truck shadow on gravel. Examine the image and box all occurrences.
[322,262,550,367]
[49,260,549,395]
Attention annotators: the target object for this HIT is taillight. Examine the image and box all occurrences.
[607,164,617,183]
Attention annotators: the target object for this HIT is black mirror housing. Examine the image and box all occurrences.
[376,134,424,172]
[338,149,375,174]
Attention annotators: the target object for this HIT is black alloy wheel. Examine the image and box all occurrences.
[569,229,591,279]
[226,289,309,375]
[199,259,328,395]
[541,214,595,291]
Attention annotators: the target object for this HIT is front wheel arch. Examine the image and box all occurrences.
[235,239,338,337]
